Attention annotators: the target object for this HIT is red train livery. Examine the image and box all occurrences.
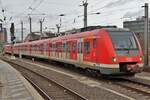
[4,28,144,75]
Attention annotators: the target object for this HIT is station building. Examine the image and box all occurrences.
[123,17,150,49]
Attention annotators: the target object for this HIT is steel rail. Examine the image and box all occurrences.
[114,78,150,97]
[24,75,53,100]
[4,59,88,100]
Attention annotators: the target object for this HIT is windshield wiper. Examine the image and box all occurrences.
[127,38,133,53]
[116,48,129,50]
[116,48,137,50]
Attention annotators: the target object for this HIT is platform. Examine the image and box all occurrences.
[0,60,44,100]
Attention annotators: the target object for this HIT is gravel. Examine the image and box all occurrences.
[2,56,150,100]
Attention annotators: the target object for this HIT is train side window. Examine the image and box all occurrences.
[34,45,35,51]
[93,38,96,48]
[73,42,76,53]
[60,43,62,52]
[44,43,47,51]
[49,43,52,51]
[68,43,70,53]
[58,43,61,52]
[36,45,38,51]
[35,45,38,51]
[34,45,37,51]
[44,43,48,51]
[54,44,56,51]
[84,42,90,54]
[59,43,62,52]
[81,42,82,53]
[52,44,54,51]
[32,45,34,51]
[52,44,56,51]
[67,42,70,53]
[39,45,40,51]
[56,43,58,52]
[62,43,66,52]
[33,45,35,51]
[78,42,82,53]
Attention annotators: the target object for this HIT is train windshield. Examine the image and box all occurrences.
[109,31,139,56]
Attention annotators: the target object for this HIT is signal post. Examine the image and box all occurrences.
[10,23,16,59]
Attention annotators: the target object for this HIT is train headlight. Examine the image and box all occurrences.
[140,56,144,61]
[112,57,117,62]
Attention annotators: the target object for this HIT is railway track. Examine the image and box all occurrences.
[4,60,88,100]
[24,75,53,100]
[113,78,150,98]
[2,56,150,100]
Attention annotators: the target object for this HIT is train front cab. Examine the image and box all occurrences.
[97,29,144,76]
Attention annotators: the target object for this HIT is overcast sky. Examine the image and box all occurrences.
[0,0,149,41]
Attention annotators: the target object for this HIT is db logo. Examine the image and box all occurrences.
[126,58,132,61]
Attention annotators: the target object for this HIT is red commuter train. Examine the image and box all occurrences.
[4,27,144,75]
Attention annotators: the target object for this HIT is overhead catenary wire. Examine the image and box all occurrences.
[11,0,44,22]
[88,0,140,14]
[4,0,82,30]
[60,6,144,31]
[10,0,46,34]
[61,6,141,25]
[4,0,148,35]
[28,0,45,13]
[39,4,140,26]
[88,0,105,10]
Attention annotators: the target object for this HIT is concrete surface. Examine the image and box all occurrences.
[0,60,44,100]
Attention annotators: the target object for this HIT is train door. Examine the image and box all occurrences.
[46,42,49,58]
[92,38,97,63]
[37,44,40,56]
[30,44,32,56]
[72,40,77,61]
[83,39,91,62]
[52,43,56,58]
[66,41,70,60]
[57,42,62,59]
[56,42,59,58]
[31,45,33,56]
[59,42,62,59]
[34,44,36,56]
[35,44,37,56]
[51,43,55,57]
[62,42,66,60]
[48,41,51,58]
[28,44,31,56]
[77,39,83,64]
[40,44,43,56]
[43,42,48,58]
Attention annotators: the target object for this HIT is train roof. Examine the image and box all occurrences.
[50,27,130,41]
[11,27,131,45]
[105,28,130,32]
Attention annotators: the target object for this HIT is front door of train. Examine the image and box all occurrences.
[77,39,83,64]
